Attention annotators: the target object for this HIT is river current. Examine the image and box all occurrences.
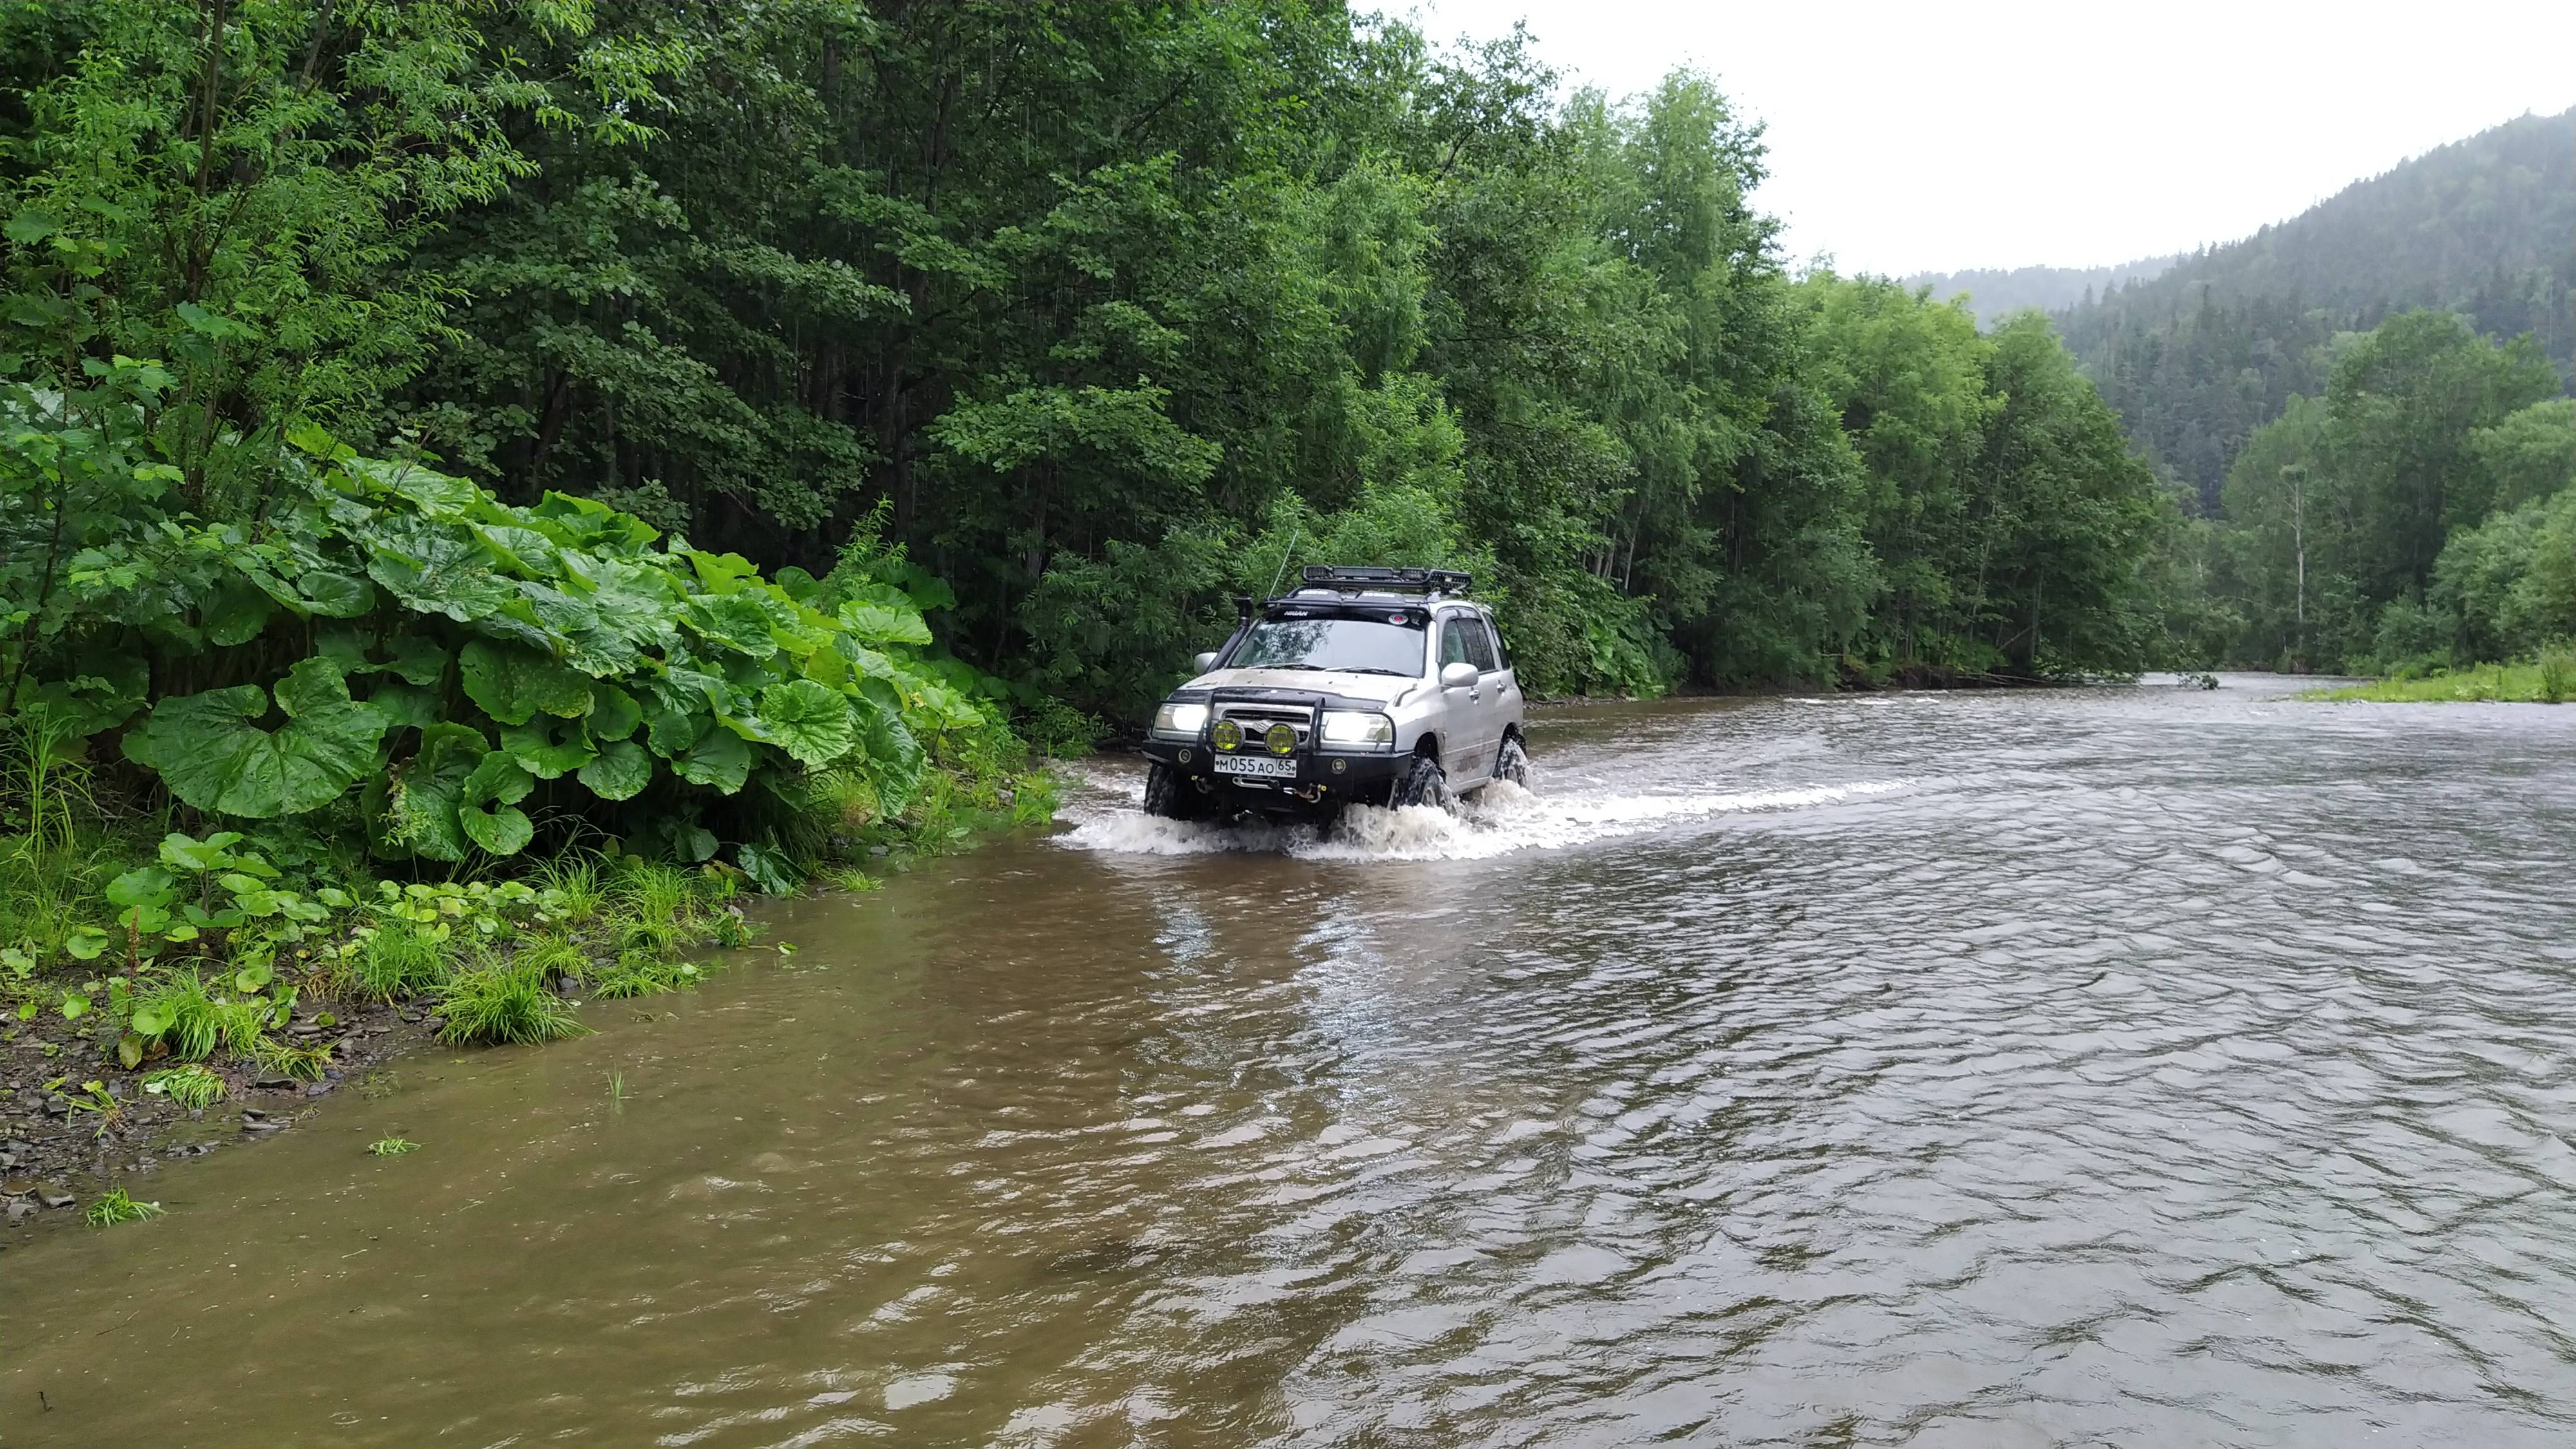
[6,676,2575,1446]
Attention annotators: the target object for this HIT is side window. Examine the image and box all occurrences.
[1463,618,1499,672]
[1485,616,1512,670]
[1439,616,1478,668]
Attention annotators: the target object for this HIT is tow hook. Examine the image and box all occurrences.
[1289,784,1327,802]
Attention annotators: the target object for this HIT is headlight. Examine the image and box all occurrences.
[1151,701,1209,739]
[1318,710,1394,749]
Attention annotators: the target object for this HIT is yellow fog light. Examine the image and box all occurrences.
[1211,719,1242,751]
[1265,723,1296,755]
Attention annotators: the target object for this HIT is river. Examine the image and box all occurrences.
[6,676,2575,1446]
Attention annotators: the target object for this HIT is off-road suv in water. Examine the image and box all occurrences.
[1141,565,1528,822]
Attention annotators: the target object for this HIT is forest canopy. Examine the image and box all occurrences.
[1,0,2186,743]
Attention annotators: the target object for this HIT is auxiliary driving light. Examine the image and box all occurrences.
[1265,723,1296,755]
[1211,719,1242,751]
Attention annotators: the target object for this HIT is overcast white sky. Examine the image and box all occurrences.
[1407,0,2576,277]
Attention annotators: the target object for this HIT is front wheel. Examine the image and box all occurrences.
[1390,754,1452,810]
[1493,734,1530,786]
[1143,762,1208,820]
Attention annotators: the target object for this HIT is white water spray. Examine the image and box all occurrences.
[1054,765,1910,862]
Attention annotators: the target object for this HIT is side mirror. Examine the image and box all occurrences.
[1193,651,1219,674]
[1440,661,1479,688]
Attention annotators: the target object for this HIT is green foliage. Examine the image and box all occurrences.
[84,1187,164,1228]
[142,1063,224,1111]
[348,922,446,1001]
[2203,314,2568,673]
[367,1137,421,1157]
[435,955,587,1046]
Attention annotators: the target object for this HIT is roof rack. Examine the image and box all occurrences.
[1297,564,1472,595]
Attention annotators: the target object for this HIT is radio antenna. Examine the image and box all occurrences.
[1265,525,1300,598]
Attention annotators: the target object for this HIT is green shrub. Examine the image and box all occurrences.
[3,393,1010,891]
[436,959,587,1046]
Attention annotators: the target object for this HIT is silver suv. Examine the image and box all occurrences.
[1141,566,1528,822]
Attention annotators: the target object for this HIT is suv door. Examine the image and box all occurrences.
[1436,611,1499,779]
[1470,609,1521,770]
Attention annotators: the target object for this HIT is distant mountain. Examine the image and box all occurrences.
[1904,256,2180,328]
[2055,108,2576,508]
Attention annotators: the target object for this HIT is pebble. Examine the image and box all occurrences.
[303,1081,334,1099]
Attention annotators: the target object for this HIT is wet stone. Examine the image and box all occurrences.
[34,1184,73,1209]
[3,1198,30,1222]
[0,1177,32,1197]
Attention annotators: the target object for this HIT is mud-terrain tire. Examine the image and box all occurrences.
[1493,734,1530,787]
[1390,753,1452,810]
[1143,762,1208,820]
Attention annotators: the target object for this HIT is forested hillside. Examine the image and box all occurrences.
[2058,108,2576,508]
[1905,256,2178,330]
[2,0,2181,738]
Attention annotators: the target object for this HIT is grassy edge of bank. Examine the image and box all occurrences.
[2304,658,2576,703]
[0,764,1061,1236]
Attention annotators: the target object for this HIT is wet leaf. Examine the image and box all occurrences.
[499,715,597,779]
[753,679,857,768]
[577,739,652,800]
[459,640,592,725]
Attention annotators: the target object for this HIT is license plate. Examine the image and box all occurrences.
[1213,753,1298,779]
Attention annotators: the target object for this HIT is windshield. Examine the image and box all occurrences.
[1225,614,1425,676]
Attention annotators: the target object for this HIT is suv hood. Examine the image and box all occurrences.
[1186,667,1420,707]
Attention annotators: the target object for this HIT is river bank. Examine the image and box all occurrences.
[2308,656,2575,703]
[0,779,1053,1244]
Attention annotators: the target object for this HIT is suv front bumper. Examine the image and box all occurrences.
[1141,737,1407,808]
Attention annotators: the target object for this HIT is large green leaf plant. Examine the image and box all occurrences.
[2,383,995,876]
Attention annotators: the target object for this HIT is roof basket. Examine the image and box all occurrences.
[1298,564,1472,595]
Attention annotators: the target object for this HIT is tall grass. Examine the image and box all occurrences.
[348,922,446,1000]
[2541,646,2574,705]
[0,710,129,954]
[435,952,588,1046]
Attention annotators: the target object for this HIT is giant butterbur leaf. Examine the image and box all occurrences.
[852,678,925,810]
[755,680,857,768]
[587,682,643,742]
[459,640,592,725]
[674,726,752,793]
[204,578,275,646]
[835,599,933,647]
[363,518,515,622]
[577,739,652,800]
[499,716,597,779]
[379,723,487,862]
[459,753,535,855]
[681,592,781,659]
[124,662,386,819]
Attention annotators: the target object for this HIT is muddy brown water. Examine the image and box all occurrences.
[6,676,2576,1446]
